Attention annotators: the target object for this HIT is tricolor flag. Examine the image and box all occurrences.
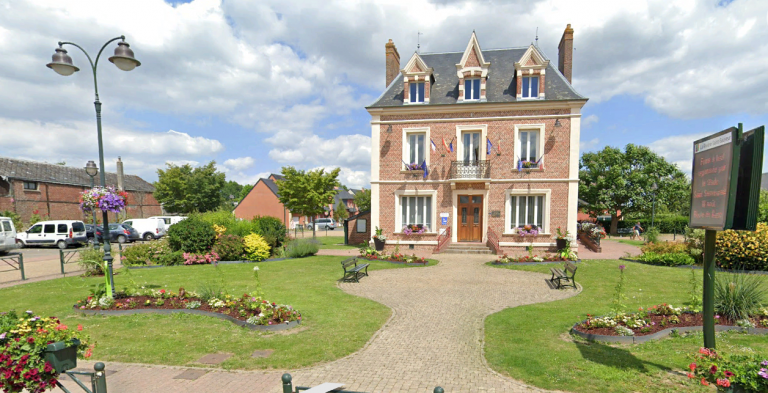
[487,139,493,155]
[442,138,450,153]
[517,157,522,172]
[430,139,437,152]
[536,156,545,170]
[498,139,502,153]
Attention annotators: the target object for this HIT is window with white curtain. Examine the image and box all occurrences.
[462,132,481,163]
[509,195,545,231]
[400,196,432,231]
[519,130,539,163]
[405,133,425,168]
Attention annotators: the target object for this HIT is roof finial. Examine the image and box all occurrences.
[417,31,423,54]
[535,27,539,46]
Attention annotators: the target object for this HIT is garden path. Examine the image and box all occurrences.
[57,254,579,393]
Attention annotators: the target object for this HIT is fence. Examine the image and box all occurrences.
[0,253,25,280]
[486,228,501,255]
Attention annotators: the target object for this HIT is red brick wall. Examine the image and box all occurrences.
[234,181,287,224]
[347,211,371,246]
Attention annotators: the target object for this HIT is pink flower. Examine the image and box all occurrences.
[717,379,730,387]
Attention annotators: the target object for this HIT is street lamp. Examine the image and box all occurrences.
[85,161,99,249]
[651,182,658,228]
[47,36,140,298]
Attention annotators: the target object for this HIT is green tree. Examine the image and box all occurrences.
[758,189,768,223]
[275,166,340,237]
[353,188,371,212]
[153,161,226,214]
[334,201,349,222]
[579,144,689,235]
[220,180,243,210]
[239,184,254,201]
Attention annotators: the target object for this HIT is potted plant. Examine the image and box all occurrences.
[372,226,386,251]
[555,227,571,251]
[79,186,128,213]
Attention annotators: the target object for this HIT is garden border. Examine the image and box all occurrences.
[619,257,768,275]
[359,257,429,266]
[72,306,301,331]
[571,322,768,344]
[126,257,298,269]
[491,259,581,267]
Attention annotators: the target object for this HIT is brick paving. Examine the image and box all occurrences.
[578,238,641,260]
[54,253,578,393]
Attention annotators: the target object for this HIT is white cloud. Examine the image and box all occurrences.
[313,166,370,189]
[646,132,708,174]
[223,157,255,171]
[582,115,599,129]
[580,138,600,152]
[268,133,371,171]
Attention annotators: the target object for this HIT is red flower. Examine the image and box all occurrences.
[710,365,717,374]
[717,379,730,387]
[159,289,166,294]
[689,363,696,371]
[77,324,83,331]
[701,378,709,386]
[43,363,53,373]
[687,373,694,379]
[723,370,734,378]
[26,337,34,344]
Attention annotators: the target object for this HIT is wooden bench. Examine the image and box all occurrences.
[550,261,577,289]
[341,257,369,283]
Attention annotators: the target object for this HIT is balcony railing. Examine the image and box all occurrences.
[450,160,491,179]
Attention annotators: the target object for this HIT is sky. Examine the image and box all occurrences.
[0,0,767,189]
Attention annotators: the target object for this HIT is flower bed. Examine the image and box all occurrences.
[75,288,301,329]
[359,248,428,265]
[572,303,768,341]
[493,252,578,264]
[687,347,768,391]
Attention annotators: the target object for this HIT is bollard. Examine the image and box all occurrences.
[19,254,25,281]
[282,373,293,393]
[434,387,444,393]
[92,362,108,393]
[60,249,66,275]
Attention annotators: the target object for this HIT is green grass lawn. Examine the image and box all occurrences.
[485,260,768,393]
[0,256,423,370]
[309,236,360,250]
[613,239,646,247]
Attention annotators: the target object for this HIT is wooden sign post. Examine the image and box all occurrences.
[689,124,764,349]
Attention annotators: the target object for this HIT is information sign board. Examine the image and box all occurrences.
[689,127,738,230]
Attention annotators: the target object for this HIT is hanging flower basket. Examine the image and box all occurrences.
[79,186,128,213]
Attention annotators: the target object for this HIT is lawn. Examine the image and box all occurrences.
[0,256,424,370]
[485,260,768,393]
[614,239,645,247]
[313,236,360,250]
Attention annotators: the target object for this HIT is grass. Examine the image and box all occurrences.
[485,259,768,393]
[614,239,646,247]
[0,256,425,370]
[311,236,360,250]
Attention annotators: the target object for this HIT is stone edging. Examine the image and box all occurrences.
[491,259,581,266]
[619,257,768,275]
[570,321,768,344]
[72,306,301,331]
[360,257,428,266]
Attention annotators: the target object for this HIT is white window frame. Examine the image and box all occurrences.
[455,125,487,164]
[409,81,425,103]
[464,78,481,101]
[513,124,545,167]
[394,189,437,233]
[402,127,430,170]
[521,75,540,99]
[504,189,551,235]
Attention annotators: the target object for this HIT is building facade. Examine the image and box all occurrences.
[367,26,587,253]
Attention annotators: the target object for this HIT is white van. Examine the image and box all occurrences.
[122,218,166,241]
[0,217,18,254]
[16,220,87,249]
[148,216,186,227]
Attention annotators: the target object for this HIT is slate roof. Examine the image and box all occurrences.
[261,177,280,197]
[368,47,586,108]
[0,157,155,192]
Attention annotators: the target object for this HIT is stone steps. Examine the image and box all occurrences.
[442,243,494,254]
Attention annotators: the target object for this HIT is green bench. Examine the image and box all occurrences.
[341,257,369,283]
[550,261,577,289]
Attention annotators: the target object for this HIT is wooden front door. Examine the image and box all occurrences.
[457,195,483,242]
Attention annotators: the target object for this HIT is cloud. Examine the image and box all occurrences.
[313,166,370,189]
[646,132,708,174]
[582,114,599,129]
[268,133,371,171]
[580,138,600,152]
[222,157,255,171]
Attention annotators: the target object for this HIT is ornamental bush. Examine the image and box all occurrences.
[637,252,695,266]
[167,216,216,254]
[252,216,287,250]
[243,234,270,261]
[78,248,104,275]
[285,239,319,258]
[640,242,688,255]
[212,234,245,261]
[120,243,152,266]
[716,223,768,271]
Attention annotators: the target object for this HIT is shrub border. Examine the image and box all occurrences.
[126,258,298,269]
[570,321,768,344]
[619,257,768,275]
[72,306,301,331]
[491,259,581,266]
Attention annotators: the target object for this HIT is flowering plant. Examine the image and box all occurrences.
[516,225,539,237]
[373,226,387,241]
[0,310,92,393]
[555,227,571,240]
[79,186,128,213]
[404,162,422,171]
[402,224,426,235]
[182,251,221,265]
[688,348,768,391]
[519,160,538,169]
[579,222,606,241]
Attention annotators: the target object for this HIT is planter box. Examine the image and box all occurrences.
[44,338,80,373]
[556,239,567,250]
[373,238,385,251]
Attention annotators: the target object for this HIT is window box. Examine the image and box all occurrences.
[44,338,80,373]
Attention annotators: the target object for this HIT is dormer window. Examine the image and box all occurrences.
[464,78,481,101]
[410,81,425,103]
[522,76,539,99]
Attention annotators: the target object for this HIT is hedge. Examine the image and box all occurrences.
[614,214,689,234]
[716,223,768,271]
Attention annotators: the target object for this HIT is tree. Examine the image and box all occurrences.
[579,144,689,235]
[154,161,226,214]
[239,184,254,201]
[334,201,349,222]
[353,188,371,212]
[758,190,768,224]
[219,180,243,210]
[275,166,340,237]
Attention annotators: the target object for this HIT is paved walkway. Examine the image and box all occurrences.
[55,254,579,393]
[577,238,641,260]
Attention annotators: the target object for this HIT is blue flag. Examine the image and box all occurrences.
[487,139,493,155]
[449,141,453,153]
[517,157,522,172]
[422,160,428,179]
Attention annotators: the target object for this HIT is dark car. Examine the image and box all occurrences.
[94,224,140,244]
[85,224,98,243]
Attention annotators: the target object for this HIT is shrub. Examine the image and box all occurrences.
[715,273,766,321]
[616,214,689,234]
[78,248,105,275]
[182,251,220,265]
[167,216,216,253]
[716,223,768,271]
[640,241,688,255]
[285,239,319,258]
[0,210,22,232]
[252,216,287,250]
[157,250,184,266]
[637,252,695,266]
[644,227,660,244]
[243,233,270,261]
[120,243,152,266]
[684,226,705,263]
[212,234,245,261]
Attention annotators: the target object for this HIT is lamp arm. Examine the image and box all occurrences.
[58,36,124,101]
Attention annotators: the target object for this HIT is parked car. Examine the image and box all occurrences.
[0,217,18,254]
[313,218,337,230]
[122,218,166,241]
[148,216,186,227]
[94,224,141,244]
[16,220,87,249]
[85,224,98,243]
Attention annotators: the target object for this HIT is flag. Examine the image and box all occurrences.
[421,160,429,179]
[498,139,502,153]
[537,156,545,170]
[430,139,437,152]
[517,157,522,172]
[449,140,454,153]
[487,139,493,155]
[402,159,410,170]
[442,138,450,153]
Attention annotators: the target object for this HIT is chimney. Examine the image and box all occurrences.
[558,24,574,84]
[385,39,400,88]
[116,156,124,191]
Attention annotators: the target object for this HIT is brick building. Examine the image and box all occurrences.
[367,26,587,254]
[0,157,161,225]
[345,210,371,246]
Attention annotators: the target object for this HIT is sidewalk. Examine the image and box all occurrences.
[578,238,641,260]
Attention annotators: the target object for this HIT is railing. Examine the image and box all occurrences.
[486,227,501,255]
[60,249,82,275]
[434,227,452,253]
[0,253,25,281]
[450,160,491,179]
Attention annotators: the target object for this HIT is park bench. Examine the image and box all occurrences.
[550,261,577,289]
[341,257,369,283]
[617,228,632,235]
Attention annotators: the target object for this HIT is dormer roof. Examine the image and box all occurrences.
[515,44,549,71]
[456,31,490,78]
[401,52,434,79]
